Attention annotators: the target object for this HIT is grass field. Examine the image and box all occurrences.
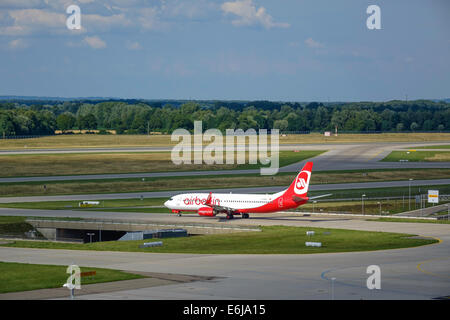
[0,226,437,254]
[0,262,144,294]
[412,145,450,149]
[1,133,449,150]
[371,217,450,224]
[0,150,324,178]
[1,168,449,197]
[382,150,450,162]
[0,198,166,210]
[308,184,450,201]
[295,199,440,215]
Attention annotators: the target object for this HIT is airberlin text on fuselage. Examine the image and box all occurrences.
[183,196,220,206]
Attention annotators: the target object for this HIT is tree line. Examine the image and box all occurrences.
[0,99,449,136]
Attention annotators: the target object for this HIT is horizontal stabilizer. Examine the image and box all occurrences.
[308,194,332,200]
[292,195,307,202]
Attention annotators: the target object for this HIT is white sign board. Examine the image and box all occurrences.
[324,131,331,137]
[428,190,439,204]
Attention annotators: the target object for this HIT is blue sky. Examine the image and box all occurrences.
[0,0,449,101]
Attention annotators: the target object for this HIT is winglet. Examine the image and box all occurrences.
[205,192,212,206]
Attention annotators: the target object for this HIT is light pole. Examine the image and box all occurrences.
[362,194,366,215]
[331,277,336,300]
[377,201,381,216]
[87,232,95,243]
[408,179,413,211]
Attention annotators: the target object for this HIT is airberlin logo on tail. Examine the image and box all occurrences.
[294,171,310,194]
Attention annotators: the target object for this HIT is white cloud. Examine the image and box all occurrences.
[83,35,106,49]
[138,7,160,30]
[0,9,66,36]
[165,0,217,19]
[0,5,135,36]
[8,38,28,49]
[305,37,324,49]
[82,13,131,32]
[0,0,43,9]
[0,0,212,36]
[126,41,142,50]
[221,0,289,29]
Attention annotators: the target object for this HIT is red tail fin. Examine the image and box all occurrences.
[283,162,313,201]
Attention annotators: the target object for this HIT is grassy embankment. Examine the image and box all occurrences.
[382,151,450,162]
[0,262,144,294]
[0,226,438,254]
[371,218,450,224]
[0,216,37,237]
[412,145,450,149]
[1,167,449,197]
[0,132,449,150]
[0,150,324,178]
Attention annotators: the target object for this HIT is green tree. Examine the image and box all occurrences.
[410,122,419,132]
[56,113,76,133]
[273,119,288,131]
[0,111,16,136]
[77,113,97,132]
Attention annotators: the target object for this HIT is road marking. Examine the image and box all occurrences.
[416,236,450,279]
[366,149,385,161]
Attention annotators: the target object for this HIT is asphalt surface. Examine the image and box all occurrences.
[0,213,449,300]
[0,178,449,203]
[0,142,449,183]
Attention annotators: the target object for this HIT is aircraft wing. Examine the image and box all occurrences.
[205,192,235,213]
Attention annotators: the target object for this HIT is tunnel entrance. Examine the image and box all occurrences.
[56,229,126,243]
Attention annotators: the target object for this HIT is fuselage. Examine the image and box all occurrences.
[164,161,314,217]
[164,190,306,214]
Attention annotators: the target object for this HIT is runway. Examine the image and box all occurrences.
[0,142,449,184]
[0,178,449,203]
[0,214,449,300]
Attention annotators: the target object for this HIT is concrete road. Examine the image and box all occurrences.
[0,215,449,300]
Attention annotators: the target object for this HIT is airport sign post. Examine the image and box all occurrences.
[428,190,439,204]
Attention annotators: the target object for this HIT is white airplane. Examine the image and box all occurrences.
[164,162,331,219]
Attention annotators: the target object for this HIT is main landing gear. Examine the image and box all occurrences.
[172,210,182,217]
[241,213,250,219]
